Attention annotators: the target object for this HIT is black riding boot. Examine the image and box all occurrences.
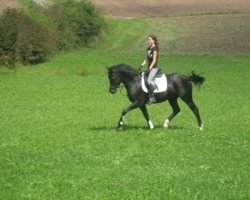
[148,84,156,103]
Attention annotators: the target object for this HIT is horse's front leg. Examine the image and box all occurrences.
[117,101,138,131]
[139,104,154,129]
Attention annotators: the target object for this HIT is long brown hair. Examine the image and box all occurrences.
[149,35,159,51]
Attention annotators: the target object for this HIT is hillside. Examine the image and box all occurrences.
[91,0,250,17]
[1,0,249,55]
[92,13,250,55]
[0,0,20,15]
[2,0,249,18]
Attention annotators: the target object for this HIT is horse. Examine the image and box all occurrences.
[107,64,205,131]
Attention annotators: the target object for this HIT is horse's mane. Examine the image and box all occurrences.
[110,64,140,76]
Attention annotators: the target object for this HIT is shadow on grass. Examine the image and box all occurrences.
[89,124,185,132]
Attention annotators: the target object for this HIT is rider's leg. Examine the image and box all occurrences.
[147,68,158,103]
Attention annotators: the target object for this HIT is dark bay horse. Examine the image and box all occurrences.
[107,64,205,131]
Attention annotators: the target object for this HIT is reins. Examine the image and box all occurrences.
[118,74,141,97]
[118,84,127,96]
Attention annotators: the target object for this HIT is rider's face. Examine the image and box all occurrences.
[148,37,155,46]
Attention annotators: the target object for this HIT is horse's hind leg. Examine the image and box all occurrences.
[163,97,180,128]
[139,104,154,129]
[181,94,203,130]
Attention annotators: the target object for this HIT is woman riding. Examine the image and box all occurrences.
[139,35,159,103]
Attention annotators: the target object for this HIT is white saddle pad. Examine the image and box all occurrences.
[141,72,167,93]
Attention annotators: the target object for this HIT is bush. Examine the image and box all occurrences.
[0,8,56,67]
[16,13,56,65]
[46,0,105,50]
[0,9,19,67]
[0,0,106,67]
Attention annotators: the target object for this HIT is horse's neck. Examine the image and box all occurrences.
[120,70,137,84]
[119,70,139,93]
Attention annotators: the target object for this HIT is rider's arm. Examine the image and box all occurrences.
[139,59,147,71]
[141,59,147,67]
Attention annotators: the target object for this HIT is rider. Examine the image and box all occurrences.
[139,35,159,103]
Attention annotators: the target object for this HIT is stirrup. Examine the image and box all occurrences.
[148,96,156,104]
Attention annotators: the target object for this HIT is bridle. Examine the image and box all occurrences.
[110,70,141,96]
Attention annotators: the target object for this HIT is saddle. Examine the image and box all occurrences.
[144,68,163,78]
[141,69,167,93]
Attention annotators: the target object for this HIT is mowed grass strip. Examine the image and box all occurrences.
[100,13,250,55]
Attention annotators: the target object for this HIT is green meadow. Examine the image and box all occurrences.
[1,13,250,200]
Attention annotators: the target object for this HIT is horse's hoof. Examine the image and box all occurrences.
[199,124,204,131]
[163,124,168,129]
[148,120,154,129]
[116,127,123,132]
[163,119,169,129]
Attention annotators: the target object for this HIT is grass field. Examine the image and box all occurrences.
[0,5,250,200]
[1,53,249,200]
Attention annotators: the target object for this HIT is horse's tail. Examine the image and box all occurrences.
[188,71,205,86]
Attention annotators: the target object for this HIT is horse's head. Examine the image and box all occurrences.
[107,67,121,94]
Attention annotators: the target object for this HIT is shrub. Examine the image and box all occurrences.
[0,9,19,67]
[0,0,106,67]
[16,12,56,65]
[0,8,56,67]
[46,0,105,50]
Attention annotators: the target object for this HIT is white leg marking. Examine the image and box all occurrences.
[148,120,154,129]
[120,116,125,125]
[163,119,169,128]
[199,124,204,131]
